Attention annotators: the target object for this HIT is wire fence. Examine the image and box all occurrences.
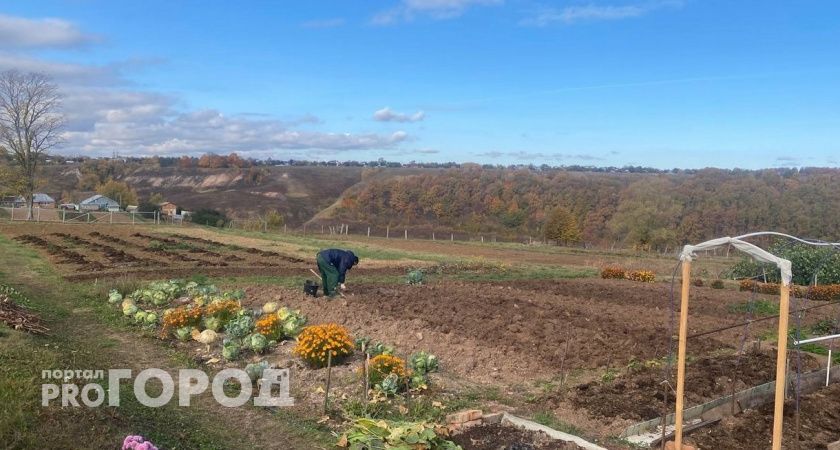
[0,206,162,225]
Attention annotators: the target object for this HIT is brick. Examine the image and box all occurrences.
[446,409,482,425]
[482,412,504,424]
[462,419,482,429]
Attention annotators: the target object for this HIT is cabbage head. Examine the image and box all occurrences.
[108,289,123,304]
[246,333,269,353]
[245,361,270,382]
[222,339,241,360]
[174,326,192,341]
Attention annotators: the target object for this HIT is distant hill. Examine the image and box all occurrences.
[39,164,365,226]
[29,163,840,248]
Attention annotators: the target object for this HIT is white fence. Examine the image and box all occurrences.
[0,207,160,225]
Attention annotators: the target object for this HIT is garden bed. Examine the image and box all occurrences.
[451,423,585,449]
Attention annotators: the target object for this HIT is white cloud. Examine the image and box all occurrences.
[520,1,683,27]
[0,14,413,158]
[372,0,502,25]
[62,105,410,156]
[0,14,99,48]
[373,107,426,123]
[300,18,346,29]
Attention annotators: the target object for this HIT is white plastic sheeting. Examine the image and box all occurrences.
[680,237,793,286]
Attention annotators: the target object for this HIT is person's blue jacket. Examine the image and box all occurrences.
[317,249,359,283]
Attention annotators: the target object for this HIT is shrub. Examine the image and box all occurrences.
[601,266,626,279]
[805,284,840,301]
[162,306,202,334]
[255,314,283,340]
[693,279,704,287]
[626,270,655,283]
[367,354,408,386]
[205,299,240,321]
[711,279,725,289]
[294,323,354,367]
[191,208,229,227]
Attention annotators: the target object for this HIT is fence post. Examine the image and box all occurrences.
[110,211,113,224]
[62,209,66,223]
[284,224,287,233]
[132,213,135,225]
[404,229,408,240]
[386,226,389,239]
[36,207,40,222]
[367,227,370,237]
[481,236,484,243]
[451,233,454,241]
[432,232,435,241]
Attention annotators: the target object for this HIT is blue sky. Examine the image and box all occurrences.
[1,0,838,169]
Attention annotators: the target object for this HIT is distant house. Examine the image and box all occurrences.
[159,202,178,216]
[80,195,121,211]
[11,193,56,208]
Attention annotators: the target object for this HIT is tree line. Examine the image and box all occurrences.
[333,167,840,249]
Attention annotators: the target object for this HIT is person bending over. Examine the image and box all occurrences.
[316,249,359,297]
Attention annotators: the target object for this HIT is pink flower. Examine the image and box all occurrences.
[122,435,158,450]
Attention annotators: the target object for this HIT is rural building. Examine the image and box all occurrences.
[59,203,79,211]
[80,194,121,211]
[6,193,56,208]
[159,202,178,216]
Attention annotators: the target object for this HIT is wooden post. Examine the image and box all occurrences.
[674,259,691,449]
[62,209,66,223]
[284,224,287,233]
[404,229,408,240]
[324,352,333,414]
[367,227,370,237]
[432,232,435,241]
[451,233,453,242]
[109,211,113,224]
[386,226,389,239]
[771,284,791,450]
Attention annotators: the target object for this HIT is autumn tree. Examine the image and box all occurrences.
[0,71,63,219]
[544,206,581,245]
[96,178,138,209]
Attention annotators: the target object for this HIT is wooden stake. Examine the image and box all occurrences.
[324,352,333,414]
[771,284,791,450]
[674,259,691,449]
[367,227,370,237]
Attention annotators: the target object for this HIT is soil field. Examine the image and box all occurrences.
[691,382,840,449]
[241,278,840,435]
[0,224,410,280]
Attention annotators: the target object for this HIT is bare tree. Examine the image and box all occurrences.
[0,70,64,219]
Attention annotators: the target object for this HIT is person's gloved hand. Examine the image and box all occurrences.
[340,283,347,290]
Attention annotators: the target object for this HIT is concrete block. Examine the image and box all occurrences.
[482,412,504,424]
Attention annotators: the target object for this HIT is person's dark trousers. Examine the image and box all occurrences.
[316,253,340,297]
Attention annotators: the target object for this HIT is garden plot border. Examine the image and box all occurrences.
[622,363,840,445]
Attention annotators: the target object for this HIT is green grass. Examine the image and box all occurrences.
[0,233,334,449]
[532,410,583,436]
[727,299,780,316]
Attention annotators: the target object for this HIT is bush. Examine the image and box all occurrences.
[255,314,282,340]
[626,270,655,283]
[693,279,704,287]
[711,279,725,289]
[367,354,408,386]
[191,208,229,227]
[293,323,354,367]
[601,266,626,279]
